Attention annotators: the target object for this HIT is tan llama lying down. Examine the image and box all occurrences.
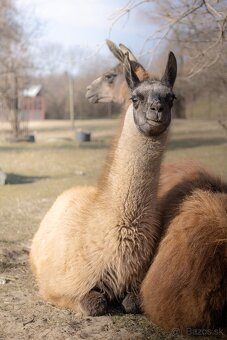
[141,163,227,332]
[30,42,178,316]
[86,42,227,330]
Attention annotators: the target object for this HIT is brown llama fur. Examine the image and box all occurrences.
[30,45,177,315]
[141,164,227,332]
[86,47,227,329]
[86,48,227,330]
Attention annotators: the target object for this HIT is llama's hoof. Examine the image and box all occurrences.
[80,290,108,316]
[122,292,141,314]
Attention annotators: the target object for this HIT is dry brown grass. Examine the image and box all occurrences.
[0,118,226,339]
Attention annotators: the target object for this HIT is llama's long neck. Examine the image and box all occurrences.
[119,82,131,110]
[111,76,130,109]
[97,104,168,225]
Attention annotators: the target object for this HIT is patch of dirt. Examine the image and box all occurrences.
[1,241,224,340]
[0,241,157,340]
[0,242,114,340]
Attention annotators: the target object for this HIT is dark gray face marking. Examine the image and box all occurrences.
[131,80,175,137]
[121,49,177,137]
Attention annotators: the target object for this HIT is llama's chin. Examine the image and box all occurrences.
[147,121,170,137]
[147,111,172,136]
[134,116,171,137]
[97,97,112,103]
[86,94,99,104]
[86,94,112,104]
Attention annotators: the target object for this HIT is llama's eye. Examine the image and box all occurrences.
[167,94,176,104]
[170,94,177,102]
[104,74,115,83]
[167,94,176,108]
[131,95,139,103]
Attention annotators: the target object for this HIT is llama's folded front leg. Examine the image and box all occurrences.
[122,291,141,314]
[80,290,108,316]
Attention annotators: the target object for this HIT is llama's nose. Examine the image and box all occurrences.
[86,85,91,91]
[147,102,164,122]
[150,102,163,113]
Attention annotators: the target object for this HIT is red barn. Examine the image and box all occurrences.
[20,85,46,120]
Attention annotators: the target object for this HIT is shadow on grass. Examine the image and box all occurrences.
[0,141,110,153]
[169,137,227,150]
[1,137,225,154]
[6,173,49,185]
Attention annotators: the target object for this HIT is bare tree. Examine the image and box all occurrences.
[0,0,38,138]
[110,0,227,78]
[109,0,227,120]
[37,54,116,120]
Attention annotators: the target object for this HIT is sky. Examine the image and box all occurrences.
[17,0,154,57]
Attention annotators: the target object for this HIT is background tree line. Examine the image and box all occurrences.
[34,0,227,121]
[0,0,226,138]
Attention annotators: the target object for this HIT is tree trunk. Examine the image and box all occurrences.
[11,72,20,138]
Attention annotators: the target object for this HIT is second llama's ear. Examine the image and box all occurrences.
[119,43,149,81]
[106,39,125,63]
[119,43,137,62]
[130,60,150,81]
[161,51,177,88]
[106,39,149,82]
[123,52,140,90]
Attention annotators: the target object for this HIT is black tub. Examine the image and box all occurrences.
[76,131,91,142]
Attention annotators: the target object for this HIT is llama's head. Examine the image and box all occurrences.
[106,40,177,137]
[86,63,125,104]
[125,51,177,137]
[85,41,149,105]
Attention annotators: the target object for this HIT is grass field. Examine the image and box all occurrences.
[0,118,226,339]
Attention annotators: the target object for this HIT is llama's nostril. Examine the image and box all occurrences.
[86,86,91,91]
[158,106,163,113]
[157,112,163,122]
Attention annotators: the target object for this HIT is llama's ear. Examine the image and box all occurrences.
[130,60,150,81]
[119,43,137,62]
[106,39,125,63]
[161,51,177,88]
[123,52,140,90]
[119,43,149,81]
